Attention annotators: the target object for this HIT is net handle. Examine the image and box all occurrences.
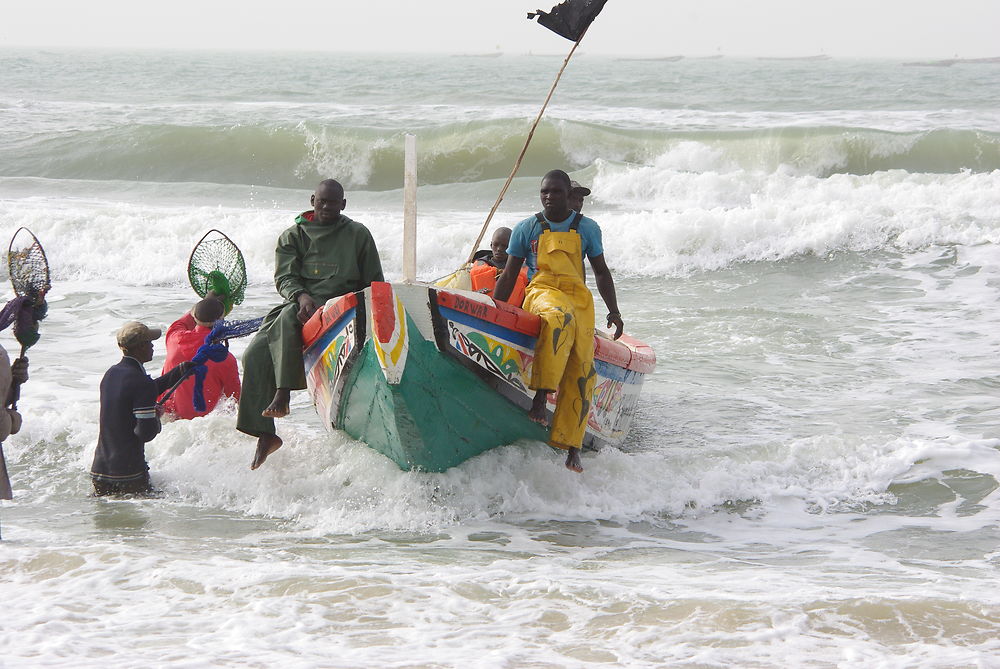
[6,227,50,411]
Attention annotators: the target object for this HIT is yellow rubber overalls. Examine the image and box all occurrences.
[521,212,597,451]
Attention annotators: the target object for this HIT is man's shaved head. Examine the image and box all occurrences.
[311,179,347,224]
[543,169,572,190]
[316,179,344,200]
[491,227,512,247]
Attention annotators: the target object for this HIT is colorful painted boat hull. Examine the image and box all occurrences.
[302,282,655,472]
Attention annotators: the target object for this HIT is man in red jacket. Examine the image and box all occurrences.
[160,297,240,419]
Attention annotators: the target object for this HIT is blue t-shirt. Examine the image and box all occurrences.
[507,211,604,279]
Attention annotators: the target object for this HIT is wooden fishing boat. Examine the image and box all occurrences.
[301,281,656,472]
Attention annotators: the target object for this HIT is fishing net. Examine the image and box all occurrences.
[189,316,264,411]
[8,227,50,303]
[4,228,50,352]
[188,230,247,315]
[208,316,264,344]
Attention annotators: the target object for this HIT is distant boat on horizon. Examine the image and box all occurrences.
[902,59,956,67]
[904,56,1000,67]
[757,55,831,61]
[616,55,684,62]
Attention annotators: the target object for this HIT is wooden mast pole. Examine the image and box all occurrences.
[403,133,417,283]
[464,30,589,265]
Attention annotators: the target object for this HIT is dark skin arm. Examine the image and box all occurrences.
[492,255,526,303]
[296,293,319,324]
[9,357,27,389]
[589,254,623,340]
[6,357,28,409]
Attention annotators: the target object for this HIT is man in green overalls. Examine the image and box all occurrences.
[494,170,623,473]
[239,179,384,470]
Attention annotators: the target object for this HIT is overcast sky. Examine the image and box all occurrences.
[3,0,999,59]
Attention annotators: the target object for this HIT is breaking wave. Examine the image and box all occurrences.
[3,119,998,190]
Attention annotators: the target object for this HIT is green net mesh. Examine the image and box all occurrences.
[187,232,247,315]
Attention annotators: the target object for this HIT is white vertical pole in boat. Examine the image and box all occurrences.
[402,133,417,283]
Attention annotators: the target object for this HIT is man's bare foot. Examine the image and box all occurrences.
[565,447,583,473]
[262,388,291,418]
[250,433,283,470]
[528,389,549,425]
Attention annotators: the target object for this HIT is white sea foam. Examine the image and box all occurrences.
[5,398,1000,666]
[593,165,1000,275]
[5,166,999,289]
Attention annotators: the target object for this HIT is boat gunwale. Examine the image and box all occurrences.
[302,282,656,375]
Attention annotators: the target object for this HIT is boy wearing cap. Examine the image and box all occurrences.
[90,322,193,496]
[160,297,240,420]
[568,180,591,214]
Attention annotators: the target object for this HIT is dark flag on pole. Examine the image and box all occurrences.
[527,0,609,42]
[464,0,607,263]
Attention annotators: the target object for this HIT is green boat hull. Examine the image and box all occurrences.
[303,282,655,472]
[338,313,547,472]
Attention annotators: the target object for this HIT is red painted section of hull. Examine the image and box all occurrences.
[436,290,541,337]
[595,333,657,375]
[302,292,358,348]
[370,281,395,344]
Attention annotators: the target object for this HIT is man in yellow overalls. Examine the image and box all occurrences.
[494,170,623,473]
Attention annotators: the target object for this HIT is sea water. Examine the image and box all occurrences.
[1,49,1000,667]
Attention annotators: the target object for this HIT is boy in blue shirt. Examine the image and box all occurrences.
[494,170,623,473]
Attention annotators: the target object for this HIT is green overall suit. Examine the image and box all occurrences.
[237,212,383,437]
[521,213,596,451]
